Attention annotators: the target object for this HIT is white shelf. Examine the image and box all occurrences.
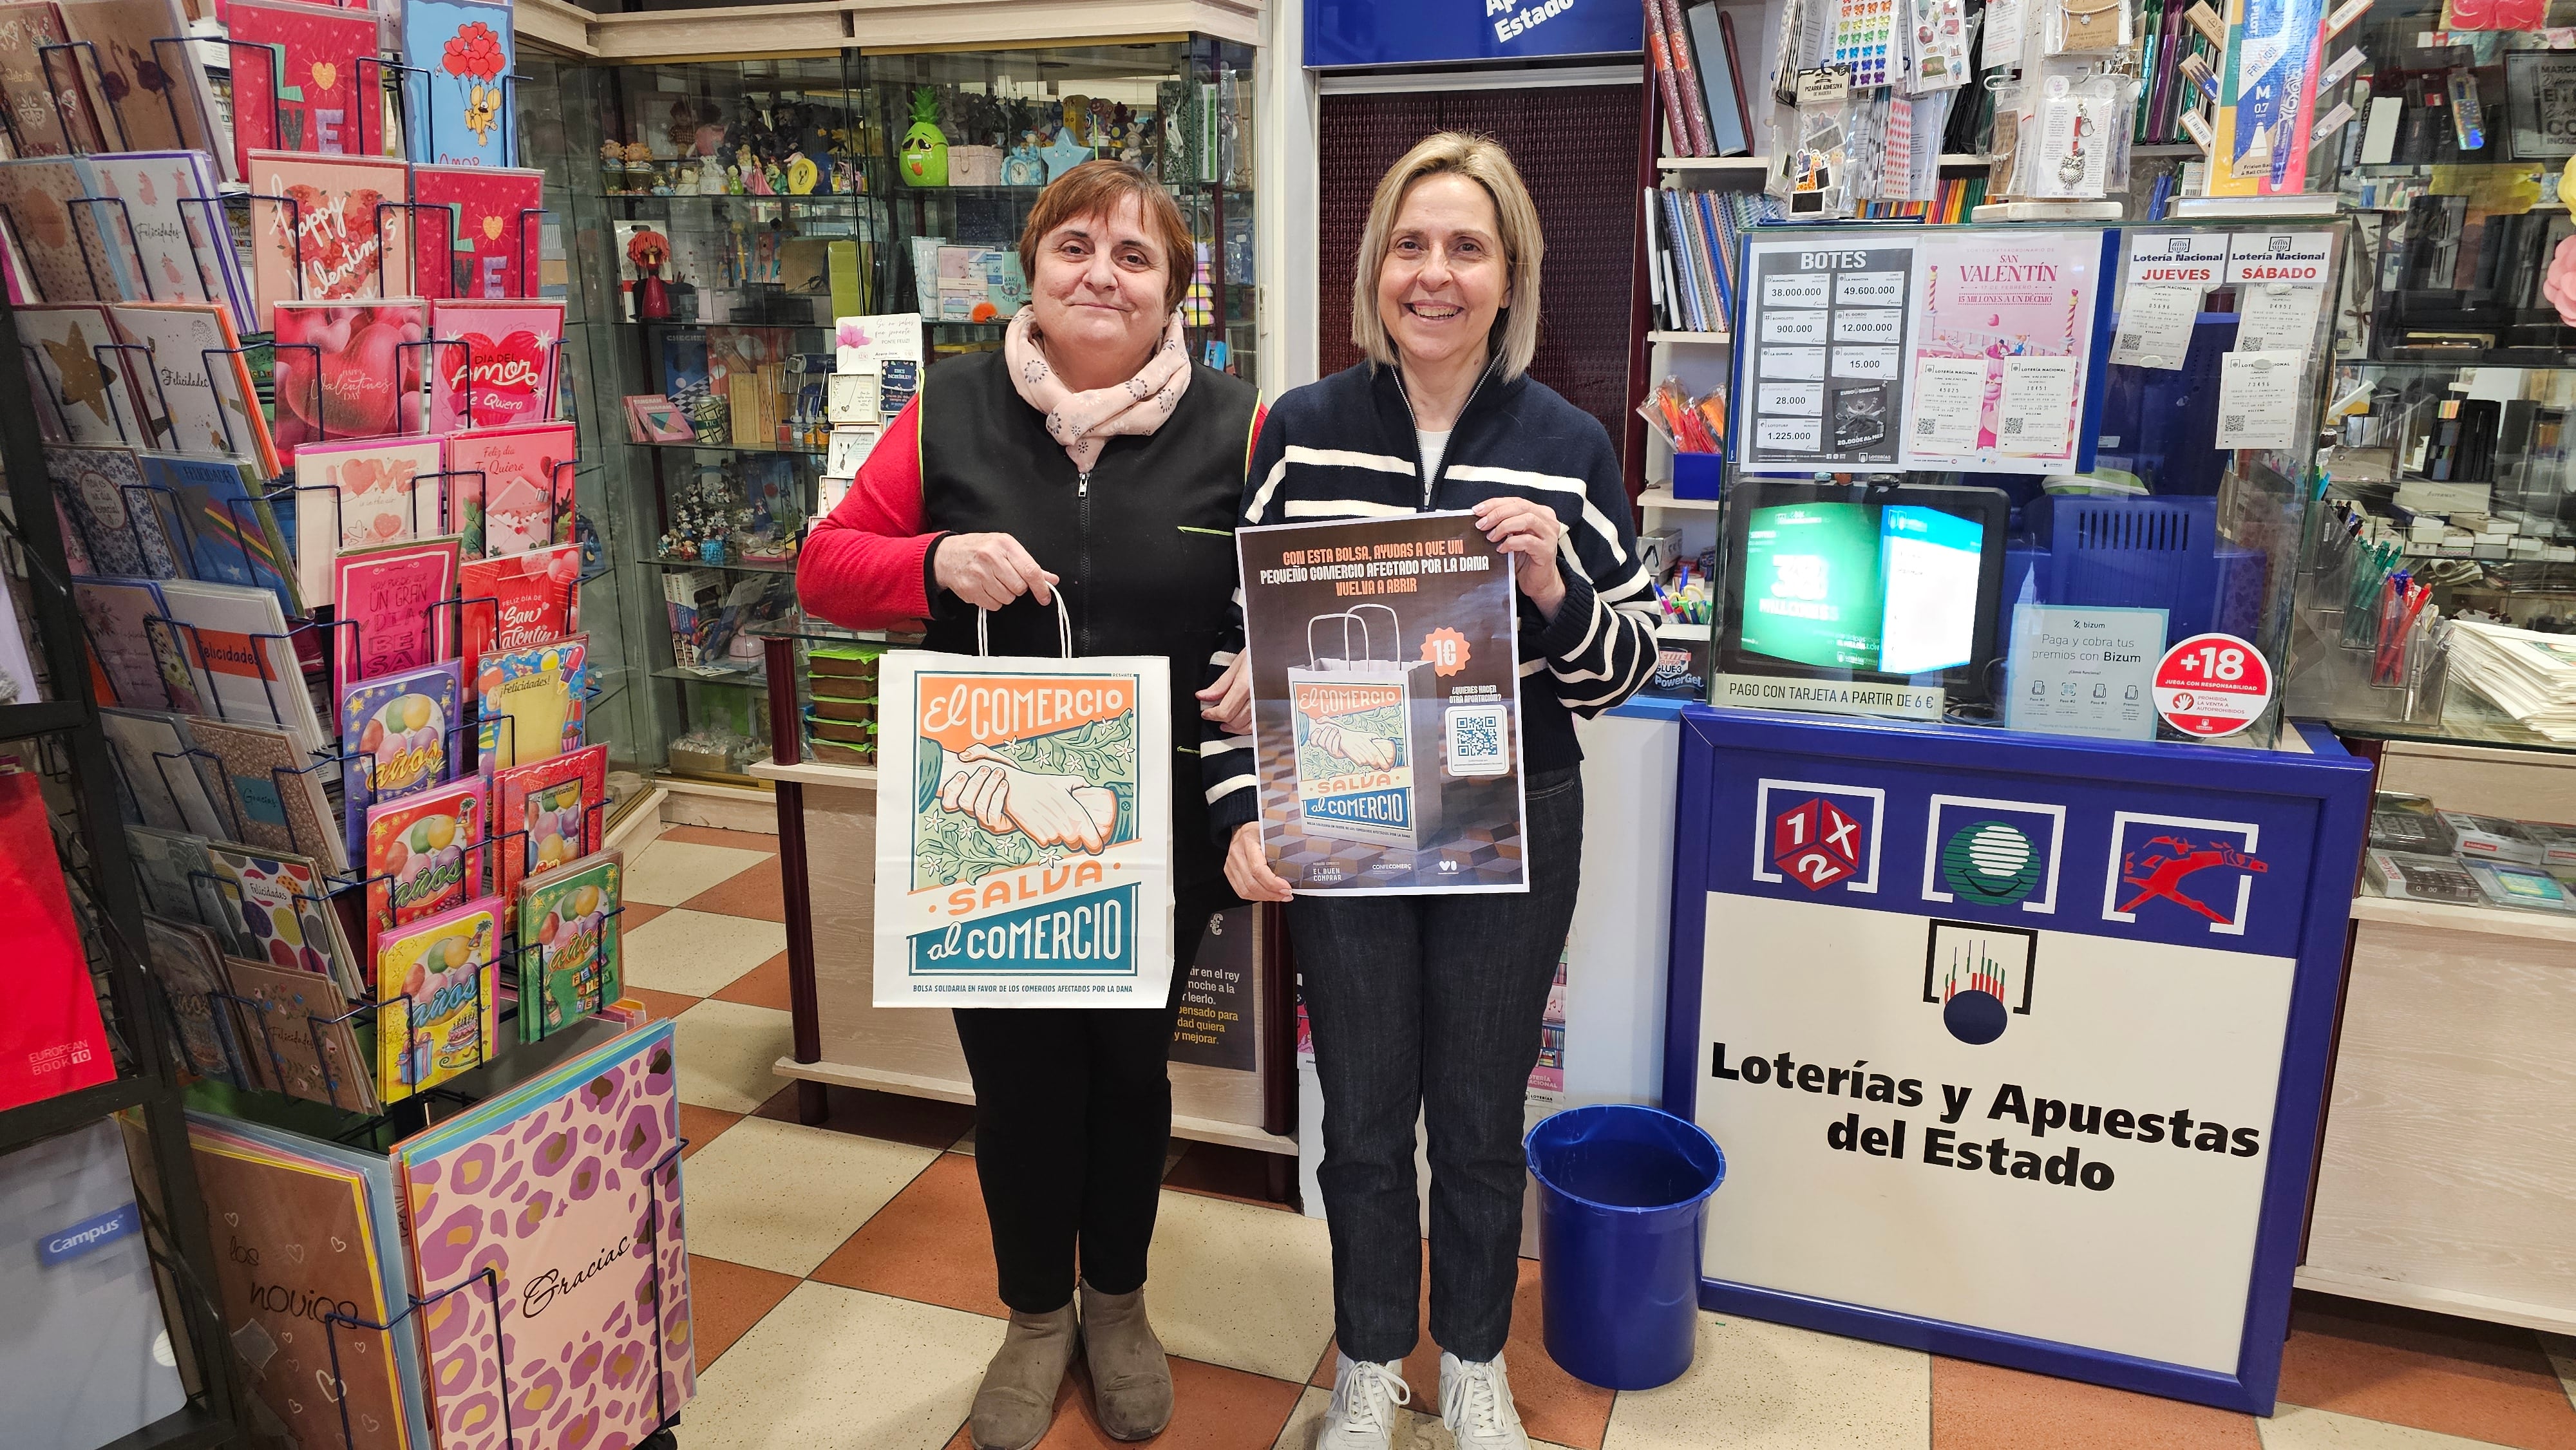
[1660,155,1770,171]
[1649,330,1731,344]
[1656,621,1714,641]
[1640,487,1726,514]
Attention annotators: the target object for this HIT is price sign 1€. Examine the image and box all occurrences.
[2152,632,2274,738]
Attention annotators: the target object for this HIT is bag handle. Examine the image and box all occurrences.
[976,596,1074,659]
[1307,610,1365,669]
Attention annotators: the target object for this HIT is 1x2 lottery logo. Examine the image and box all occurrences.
[2101,812,2266,936]
[1754,780,1884,893]
[1919,796,2066,914]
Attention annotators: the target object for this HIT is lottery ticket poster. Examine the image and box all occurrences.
[1735,236,1920,473]
[1900,229,2117,475]
[1236,511,1528,896]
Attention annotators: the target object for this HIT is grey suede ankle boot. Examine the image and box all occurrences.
[1079,1281,1173,1441]
[969,1303,1077,1450]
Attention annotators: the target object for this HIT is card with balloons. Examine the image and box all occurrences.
[473,632,586,775]
[374,894,498,1100]
[491,741,605,901]
[363,775,483,959]
[340,660,462,867]
[513,849,620,1042]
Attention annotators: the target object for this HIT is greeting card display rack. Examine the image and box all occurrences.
[0,297,248,1450]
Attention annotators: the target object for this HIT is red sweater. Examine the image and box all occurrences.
[796,392,1265,632]
[796,397,934,630]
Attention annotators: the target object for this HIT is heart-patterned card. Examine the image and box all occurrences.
[226,0,387,176]
[185,1127,416,1450]
[270,299,428,451]
[246,151,412,312]
[410,165,541,299]
[427,298,560,433]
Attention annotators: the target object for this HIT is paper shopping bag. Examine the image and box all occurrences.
[1284,603,1446,851]
[873,607,1172,1008]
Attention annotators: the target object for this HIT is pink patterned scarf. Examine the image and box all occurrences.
[1004,305,1191,473]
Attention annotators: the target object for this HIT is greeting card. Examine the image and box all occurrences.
[398,0,511,167]
[111,302,278,472]
[126,831,210,932]
[412,164,541,297]
[80,151,254,334]
[515,849,618,1042]
[20,303,146,444]
[0,156,116,301]
[71,578,192,708]
[444,421,574,559]
[220,951,379,1108]
[99,706,227,836]
[225,0,384,174]
[375,894,497,1100]
[186,715,346,872]
[51,445,178,578]
[183,1127,417,1450]
[56,0,224,171]
[198,841,363,999]
[0,772,113,1111]
[332,534,459,691]
[342,660,461,866]
[456,541,576,669]
[287,435,444,607]
[247,151,410,310]
[427,297,560,433]
[156,577,334,766]
[364,776,482,948]
[475,633,585,773]
[397,1022,692,1450]
[0,3,104,156]
[137,453,298,615]
[270,298,428,450]
[491,741,605,901]
[142,914,242,1080]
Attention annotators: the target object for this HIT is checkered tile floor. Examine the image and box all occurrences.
[635,826,2576,1449]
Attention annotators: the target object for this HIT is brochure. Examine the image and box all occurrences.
[1235,511,1530,894]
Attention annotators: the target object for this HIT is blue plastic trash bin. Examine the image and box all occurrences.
[1525,1104,1725,1391]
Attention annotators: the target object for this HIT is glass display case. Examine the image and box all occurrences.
[542,39,1258,787]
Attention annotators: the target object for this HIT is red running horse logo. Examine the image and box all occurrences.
[2118,836,2267,924]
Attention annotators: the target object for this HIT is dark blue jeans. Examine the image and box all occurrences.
[1291,766,1584,1364]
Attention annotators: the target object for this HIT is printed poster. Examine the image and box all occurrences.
[873,647,1173,1007]
[1235,511,1529,894]
[1737,236,1918,473]
[1900,231,2110,475]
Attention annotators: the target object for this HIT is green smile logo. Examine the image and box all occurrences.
[1940,821,2040,905]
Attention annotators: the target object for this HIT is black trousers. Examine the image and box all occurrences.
[952,896,1220,1314]
[1292,767,1585,1363]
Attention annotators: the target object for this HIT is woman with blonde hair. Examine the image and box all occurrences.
[1198,133,1659,1448]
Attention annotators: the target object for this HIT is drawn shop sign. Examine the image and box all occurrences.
[1305,0,1640,67]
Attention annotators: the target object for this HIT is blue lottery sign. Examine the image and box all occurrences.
[1305,0,1642,68]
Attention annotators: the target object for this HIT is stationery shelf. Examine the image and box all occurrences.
[1638,487,1727,513]
[1649,330,1730,344]
[638,554,802,573]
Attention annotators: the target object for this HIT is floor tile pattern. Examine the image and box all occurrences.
[622,828,2576,1449]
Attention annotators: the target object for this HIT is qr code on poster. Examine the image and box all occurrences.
[2001,415,2024,436]
[2224,414,2246,431]
[1445,704,1511,777]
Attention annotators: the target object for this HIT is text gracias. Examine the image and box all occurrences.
[1710,1043,2264,1194]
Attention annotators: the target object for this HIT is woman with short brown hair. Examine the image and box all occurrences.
[799,158,1259,1449]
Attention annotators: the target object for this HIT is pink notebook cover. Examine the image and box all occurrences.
[445,422,575,560]
[333,536,459,691]
[226,0,386,176]
[246,151,412,311]
[411,165,543,299]
[428,298,562,434]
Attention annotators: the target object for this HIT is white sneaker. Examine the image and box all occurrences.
[1439,1351,1531,1450]
[1320,1351,1411,1448]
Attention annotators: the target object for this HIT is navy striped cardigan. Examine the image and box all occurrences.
[1200,358,1660,845]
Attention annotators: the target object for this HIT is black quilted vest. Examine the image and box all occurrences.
[917,347,1258,898]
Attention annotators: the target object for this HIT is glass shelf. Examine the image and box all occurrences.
[637,554,801,573]
[628,439,827,457]
[654,666,770,689]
